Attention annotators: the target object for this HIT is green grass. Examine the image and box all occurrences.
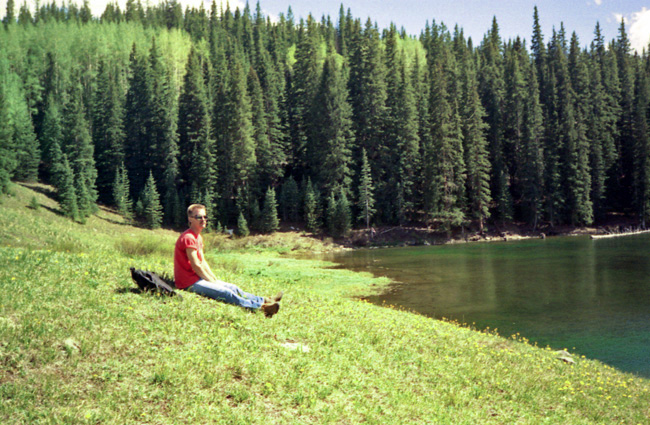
[1,183,650,424]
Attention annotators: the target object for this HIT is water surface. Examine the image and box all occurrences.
[321,235,650,377]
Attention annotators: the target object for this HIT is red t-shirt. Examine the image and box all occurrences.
[174,229,203,289]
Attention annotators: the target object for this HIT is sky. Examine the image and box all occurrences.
[2,0,649,52]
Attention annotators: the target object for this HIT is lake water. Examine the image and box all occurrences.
[320,235,650,378]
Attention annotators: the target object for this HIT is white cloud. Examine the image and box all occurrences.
[594,0,602,5]
[628,7,650,53]
[613,13,626,24]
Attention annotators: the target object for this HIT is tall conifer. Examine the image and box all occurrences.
[567,33,593,225]
[614,19,635,210]
[310,54,354,195]
[63,81,98,215]
[289,16,322,174]
[348,19,387,193]
[149,37,181,225]
[178,46,217,219]
[0,86,15,194]
[520,66,545,227]
[303,177,320,232]
[140,171,163,229]
[124,43,153,197]
[633,60,650,224]
[93,60,125,204]
[113,163,133,220]
[462,44,491,231]
[479,18,511,223]
[59,154,79,220]
[261,186,280,233]
[221,53,255,220]
[357,148,376,229]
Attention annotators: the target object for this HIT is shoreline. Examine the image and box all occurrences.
[331,215,643,248]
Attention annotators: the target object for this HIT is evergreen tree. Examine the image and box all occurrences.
[357,148,375,229]
[461,46,491,232]
[412,51,429,218]
[394,53,421,224]
[261,186,280,233]
[139,171,163,229]
[289,16,322,174]
[348,19,387,197]
[567,33,593,225]
[63,81,98,215]
[633,59,650,225]
[4,0,16,27]
[236,211,250,236]
[613,19,635,211]
[502,38,527,206]
[588,24,619,220]
[479,18,511,223]
[124,43,153,197]
[252,21,288,189]
[334,188,352,237]
[40,95,64,184]
[280,175,300,222]
[222,53,256,220]
[326,190,337,236]
[75,174,93,223]
[249,196,262,231]
[178,46,217,219]
[543,29,566,225]
[380,24,402,223]
[59,154,78,220]
[530,6,548,109]
[93,60,125,204]
[310,54,354,195]
[0,86,16,194]
[519,65,546,228]
[17,3,32,25]
[383,27,420,224]
[10,90,39,182]
[247,67,273,196]
[149,37,182,225]
[112,163,133,220]
[425,30,466,230]
[47,140,66,195]
[303,177,320,232]
[79,0,91,23]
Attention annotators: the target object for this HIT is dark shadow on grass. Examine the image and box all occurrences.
[19,182,58,201]
[41,204,66,217]
[115,287,143,295]
[96,214,133,226]
[115,286,183,301]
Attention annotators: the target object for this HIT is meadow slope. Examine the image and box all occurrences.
[1,184,649,424]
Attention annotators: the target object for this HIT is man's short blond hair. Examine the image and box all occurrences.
[187,204,206,217]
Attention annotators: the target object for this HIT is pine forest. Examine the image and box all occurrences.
[2,0,650,236]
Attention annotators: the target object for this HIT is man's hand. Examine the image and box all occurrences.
[187,248,216,282]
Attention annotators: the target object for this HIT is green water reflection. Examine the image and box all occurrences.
[322,235,650,377]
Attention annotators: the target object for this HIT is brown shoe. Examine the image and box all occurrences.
[261,302,280,318]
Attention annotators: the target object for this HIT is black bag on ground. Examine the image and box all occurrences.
[129,268,182,299]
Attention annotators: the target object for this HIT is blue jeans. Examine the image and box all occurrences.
[187,279,264,309]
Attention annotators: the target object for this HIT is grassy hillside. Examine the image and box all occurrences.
[1,183,649,424]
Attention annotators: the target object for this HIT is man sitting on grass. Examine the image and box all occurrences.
[174,204,282,317]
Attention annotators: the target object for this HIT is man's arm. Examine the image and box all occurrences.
[187,248,218,282]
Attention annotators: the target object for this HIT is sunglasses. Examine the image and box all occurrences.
[193,215,209,221]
